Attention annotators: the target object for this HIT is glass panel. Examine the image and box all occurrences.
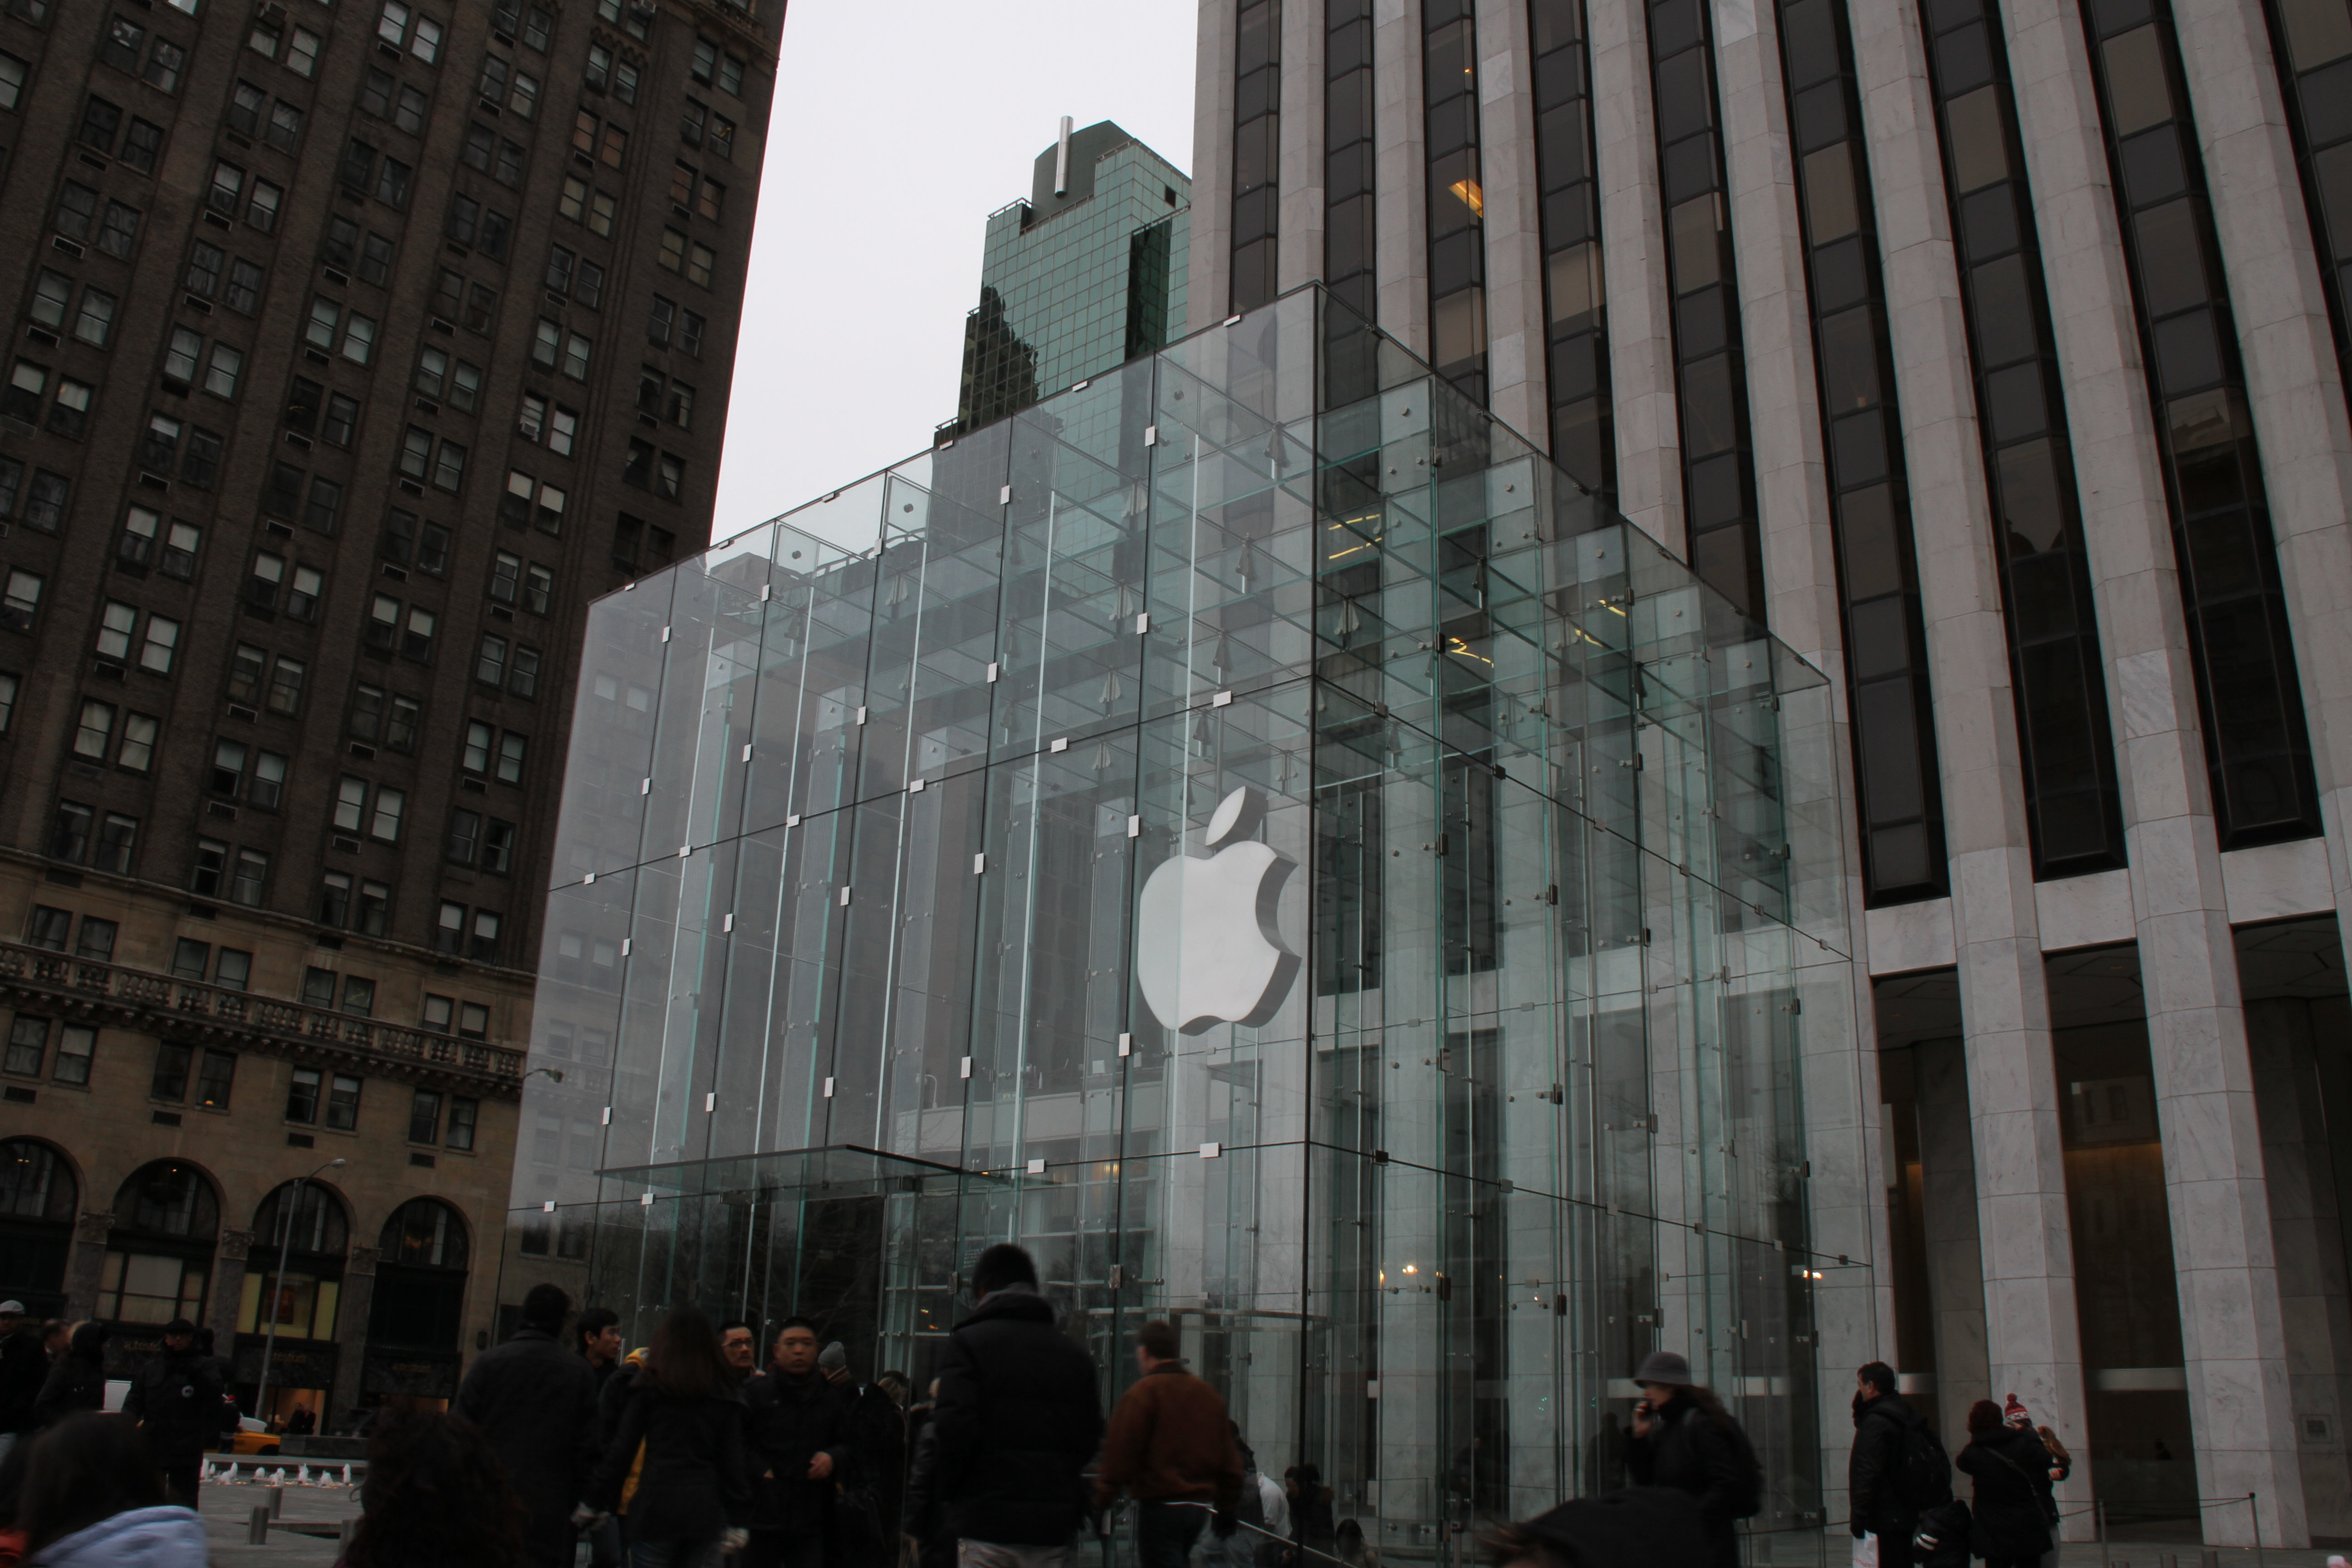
[504,289,1862,1554]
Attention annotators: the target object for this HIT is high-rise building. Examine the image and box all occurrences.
[0,0,774,1425]
[1190,0,2352,1546]
[943,118,1189,436]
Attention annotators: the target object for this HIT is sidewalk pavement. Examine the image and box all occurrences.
[196,1476,355,1568]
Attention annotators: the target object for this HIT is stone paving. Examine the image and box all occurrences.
[196,1476,355,1568]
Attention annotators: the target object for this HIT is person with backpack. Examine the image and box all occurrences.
[1849,1362,1949,1568]
[1954,1400,2056,1568]
[1621,1352,1760,1568]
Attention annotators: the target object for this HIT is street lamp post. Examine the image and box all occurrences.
[255,1157,344,1437]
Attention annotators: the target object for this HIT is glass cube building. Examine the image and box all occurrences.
[507,288,1872,1553]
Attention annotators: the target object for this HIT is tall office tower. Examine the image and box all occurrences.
[0,0,774,1423]
[1191,0,2352,1546]
[944,118,1190,436]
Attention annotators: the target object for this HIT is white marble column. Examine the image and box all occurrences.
[1190,1,1239,332]
[1711,0,1848,662]
[2164,0,2352,1118]
[1588,0,1686,550]
[1850,0,2101,1523]
[1477,0,1549,443]
[1374,0,1430,348]
[1917,1039,1993,1454]
[2000,0,2308,1539]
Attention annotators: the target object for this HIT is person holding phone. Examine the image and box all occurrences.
[1620,1352,1760,1568]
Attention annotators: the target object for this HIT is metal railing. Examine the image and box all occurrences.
[0,940,525,1083]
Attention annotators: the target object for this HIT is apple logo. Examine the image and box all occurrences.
[1136,785,1302,1034]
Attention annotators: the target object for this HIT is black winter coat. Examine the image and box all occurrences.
[121,1346,224,1463]
[591,1385,755,1544]
[1850,1392,1943,1535]
[741,1365,849,1538]
[1956,1426,2055,1559]
[931,1286,1104,1548]
[0,1328,44,1435]
[454,1326,604,1568]
[33,1325,107,1430]
[1622,1395,1750,1568]
[600,1360,643,1457]
[901,1405,950,1560]
[836,1384,907,1568]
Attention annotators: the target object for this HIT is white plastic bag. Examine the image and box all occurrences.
[1852,1534,1879,1568]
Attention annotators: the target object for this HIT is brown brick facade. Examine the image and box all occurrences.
[0,0,777,1422]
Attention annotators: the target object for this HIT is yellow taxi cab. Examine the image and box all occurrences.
[223,1417,280,1457]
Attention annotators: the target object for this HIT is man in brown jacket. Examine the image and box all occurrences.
[1096,1321,1245,1568]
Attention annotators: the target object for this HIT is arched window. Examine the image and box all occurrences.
[102,1161,219,1324]
[380,1197,468,1271]
[119,1162,219,1239]
[367,1198,469,1351]
[0,1142,76,1316]
[240,1183,350,1341]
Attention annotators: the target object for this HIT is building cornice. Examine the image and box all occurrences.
[0,941,526,1100]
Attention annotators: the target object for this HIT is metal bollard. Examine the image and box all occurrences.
[246,1505,270,1545]
[269,1484,285,1519]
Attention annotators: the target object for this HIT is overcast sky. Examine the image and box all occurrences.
[709,0,1200,552]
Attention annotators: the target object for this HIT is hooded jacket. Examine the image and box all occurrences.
[33,1325,107,1431]
[1849,1390,1944,1534]
[27,1506,206,1568]
[930,1285,1104,1546]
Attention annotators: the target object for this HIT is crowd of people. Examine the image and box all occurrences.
[426,1251,1403,1568]
[0,1278,2100,1568]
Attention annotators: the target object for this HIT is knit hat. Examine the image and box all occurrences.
[818,1342,847,1371]
[1632,1350,1691,1385]
[2004,1392,2031,1428]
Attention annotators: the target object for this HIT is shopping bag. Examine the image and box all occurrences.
[1852,1533,1879,1568]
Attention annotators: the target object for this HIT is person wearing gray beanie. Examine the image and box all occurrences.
[1619,1352,1760,1568]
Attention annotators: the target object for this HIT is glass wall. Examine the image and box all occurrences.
[506,288,1864,1554]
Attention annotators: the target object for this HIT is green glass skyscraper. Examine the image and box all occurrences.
[945,119,1189,436]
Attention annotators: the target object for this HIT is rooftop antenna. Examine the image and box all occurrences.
[1053,115,1074,196]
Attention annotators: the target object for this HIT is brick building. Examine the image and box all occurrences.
[0,0,775,1426]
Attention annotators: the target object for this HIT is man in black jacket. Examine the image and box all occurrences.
[456,1283,603,1568]
[122,1318,225,1506]
[574,1306,627,1568]
[743,1317,851,1568]
[931,1244,1104,1568]
[1851,1361,1945,1568]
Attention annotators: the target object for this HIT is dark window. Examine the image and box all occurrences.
[2078,0,2318,849]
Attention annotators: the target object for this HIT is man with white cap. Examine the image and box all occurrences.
[0,1300,47,1459]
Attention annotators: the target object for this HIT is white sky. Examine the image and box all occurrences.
[709,0,1200,553]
